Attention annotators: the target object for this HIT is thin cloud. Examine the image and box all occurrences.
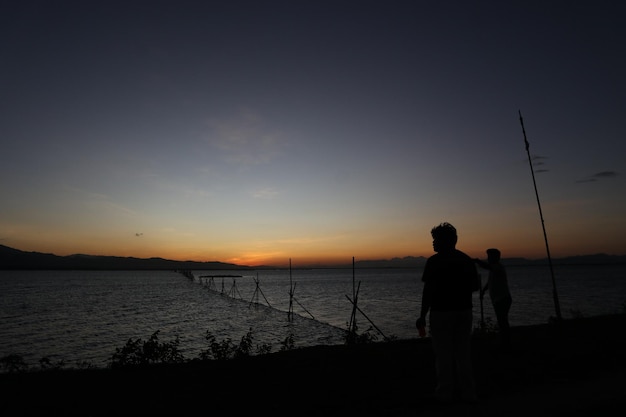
[206,109,285,165]
[576,170,619,183]
[593,171,619,178]
[69,189,138,217]
[252,187,279,199]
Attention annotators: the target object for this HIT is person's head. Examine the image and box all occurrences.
[486,248,501,263]
[431,222,457,253]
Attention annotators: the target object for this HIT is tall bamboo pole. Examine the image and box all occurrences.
[351,257,357,332]
[518,110,562,321]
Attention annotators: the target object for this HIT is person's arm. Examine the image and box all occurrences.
[417,281,432,327]
[475,258,491,298]
[474,258,490,270]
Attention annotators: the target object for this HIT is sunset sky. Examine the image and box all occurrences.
[1,1,625,267]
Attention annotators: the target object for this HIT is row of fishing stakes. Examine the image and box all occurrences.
[190,261,317,322]
[180,257,389,341]
[287,256,386,340]
[519,110,562,321]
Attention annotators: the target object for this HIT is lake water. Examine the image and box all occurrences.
[1,264,624,369]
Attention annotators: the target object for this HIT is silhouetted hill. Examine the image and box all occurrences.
[0,245,250,270]
[354,256,428,268]
[1,245,625,270]
[346,254,626,268]
[502,253,626,266]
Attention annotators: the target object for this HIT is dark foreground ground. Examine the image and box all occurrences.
[2,314,625,416]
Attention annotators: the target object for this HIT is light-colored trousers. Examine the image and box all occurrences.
[429,309,476,401]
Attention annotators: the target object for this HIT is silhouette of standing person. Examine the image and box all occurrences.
[475,248,512,352]
[416,222,480,403]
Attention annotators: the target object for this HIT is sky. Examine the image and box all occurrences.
[1,1,625,267]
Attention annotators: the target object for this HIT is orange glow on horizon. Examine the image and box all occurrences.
[7,236,624,268]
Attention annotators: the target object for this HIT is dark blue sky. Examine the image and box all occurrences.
[1,1,624,265]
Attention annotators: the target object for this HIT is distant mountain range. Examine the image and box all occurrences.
[348,253,626,268]
[1,244,625,270]
[0,245,250,270]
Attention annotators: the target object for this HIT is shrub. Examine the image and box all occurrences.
[200,328,274,360]
[200,331,236,360]
[345,323,378,345]
[39,356,65,371]
[279,334,295,351]
[234,330,253,358]
[109,330,185,368]
[0,354,28,373]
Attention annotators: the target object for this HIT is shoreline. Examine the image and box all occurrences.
[2,314,625,416]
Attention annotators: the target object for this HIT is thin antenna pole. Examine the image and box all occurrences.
[518,110,562,321]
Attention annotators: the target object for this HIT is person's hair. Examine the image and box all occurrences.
[486,248,501,260]
[431,222,457,246]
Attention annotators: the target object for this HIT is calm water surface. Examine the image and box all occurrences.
[1,264,624,368]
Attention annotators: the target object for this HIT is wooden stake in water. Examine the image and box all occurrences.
[249,273,272,308]
[349,257,358,333]
[288,258,294,321]
[348,281,360,336]
[518,110,562,321]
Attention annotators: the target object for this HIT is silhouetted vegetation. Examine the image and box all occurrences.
[3,314,625,416]
[0,328,301,373]
[1,323,387,373]
[4,311,626,375]
[197,328,273,361]
[110,330,185,368]
[345,322,380,345]
[0,354,28,373]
